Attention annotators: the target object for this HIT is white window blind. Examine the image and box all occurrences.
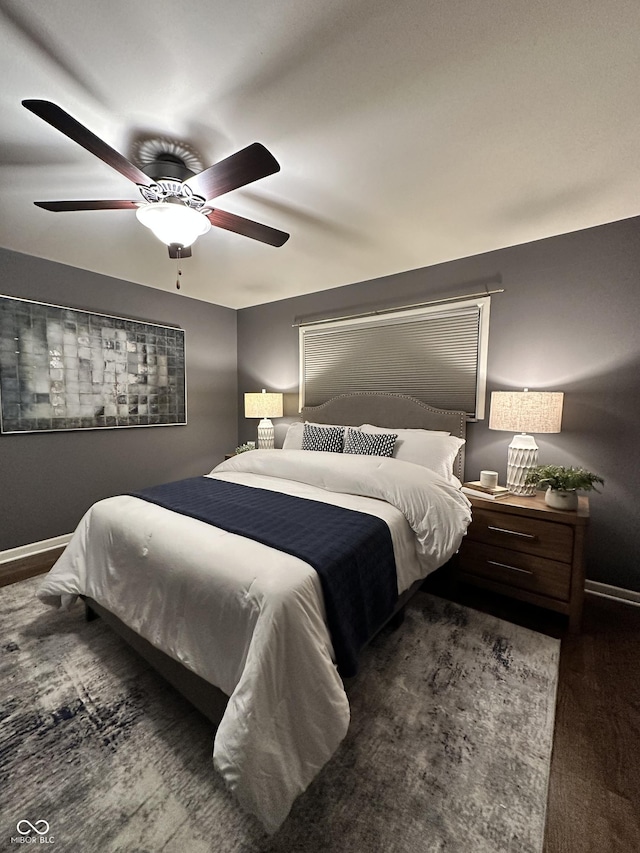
[299,297,490,419]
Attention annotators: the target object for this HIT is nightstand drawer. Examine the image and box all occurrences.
[458,542,571,601]
[467,507,574,562]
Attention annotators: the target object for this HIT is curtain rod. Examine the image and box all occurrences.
[291,288,505,328]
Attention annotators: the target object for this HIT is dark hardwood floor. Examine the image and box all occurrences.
[0,547,64,587]
[424,569,640,853]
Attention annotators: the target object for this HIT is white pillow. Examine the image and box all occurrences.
[360,424,463,480]
[282,421,346,450]
[360,424,450,436]
[282,421,303,449]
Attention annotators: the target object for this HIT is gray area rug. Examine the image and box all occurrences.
[0,577,559,853]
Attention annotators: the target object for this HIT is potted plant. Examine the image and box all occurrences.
[235,442,256,454]
[525,464,604,510]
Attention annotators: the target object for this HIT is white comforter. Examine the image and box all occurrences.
[38,450,471,832]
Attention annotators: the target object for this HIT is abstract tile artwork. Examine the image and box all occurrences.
[0,295,186,433]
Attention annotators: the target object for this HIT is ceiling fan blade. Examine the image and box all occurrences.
[22,100,155,187]
[206,208,289,247]
[35,200,139,211]
[184,143,280,202]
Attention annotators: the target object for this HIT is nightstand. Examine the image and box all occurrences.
[456,491,589,631]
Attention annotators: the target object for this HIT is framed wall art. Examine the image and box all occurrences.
[0,295,186,434]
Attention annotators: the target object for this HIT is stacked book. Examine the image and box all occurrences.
[461,480,511,500]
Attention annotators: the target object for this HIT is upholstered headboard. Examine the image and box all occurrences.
[301,391,466,480]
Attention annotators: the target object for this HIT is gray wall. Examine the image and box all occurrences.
[237,216,640,593]
[0,248,237,551]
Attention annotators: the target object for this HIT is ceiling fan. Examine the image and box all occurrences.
[22,100,290,260]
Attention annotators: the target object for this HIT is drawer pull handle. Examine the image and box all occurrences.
[487,559,534,576]
[487,525,536,540]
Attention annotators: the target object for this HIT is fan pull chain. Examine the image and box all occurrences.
[176,248,182,290]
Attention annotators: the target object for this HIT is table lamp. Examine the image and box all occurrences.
[489,388,564,496]
[244,389,283,449]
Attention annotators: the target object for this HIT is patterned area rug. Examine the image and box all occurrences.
[0,577,559,853]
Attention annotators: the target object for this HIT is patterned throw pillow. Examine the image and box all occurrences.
[343,427,398,457]
[301,424,345,453]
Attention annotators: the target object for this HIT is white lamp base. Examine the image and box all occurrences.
[506,433,538,496]
[257,418,275,449]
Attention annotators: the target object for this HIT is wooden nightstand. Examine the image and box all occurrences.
[456,491,589,631]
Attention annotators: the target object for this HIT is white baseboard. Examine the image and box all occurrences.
[585,580,640,607]
[0,534,73,565]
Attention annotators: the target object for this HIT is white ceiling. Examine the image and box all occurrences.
[1,0,638,309]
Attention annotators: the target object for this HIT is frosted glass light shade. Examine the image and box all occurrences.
[136,202,211,247]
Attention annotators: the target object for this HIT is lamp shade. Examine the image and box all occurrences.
[244,390,284,419]
[489,390,563,434]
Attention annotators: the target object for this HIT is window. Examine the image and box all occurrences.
[299,297,490,419]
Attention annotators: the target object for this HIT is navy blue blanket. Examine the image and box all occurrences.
[130,476,398,677]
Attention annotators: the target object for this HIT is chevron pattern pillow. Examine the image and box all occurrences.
[343,427,397,457]
[301,424,345,452]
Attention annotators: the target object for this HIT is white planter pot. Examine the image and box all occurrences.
[544,487,578,511]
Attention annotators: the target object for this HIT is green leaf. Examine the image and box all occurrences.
[524,464,604,492]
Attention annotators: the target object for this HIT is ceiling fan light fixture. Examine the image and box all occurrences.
[22,102,289,253]
[136,201,211,248]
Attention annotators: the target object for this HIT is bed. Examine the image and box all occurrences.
[37,391,472,833]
